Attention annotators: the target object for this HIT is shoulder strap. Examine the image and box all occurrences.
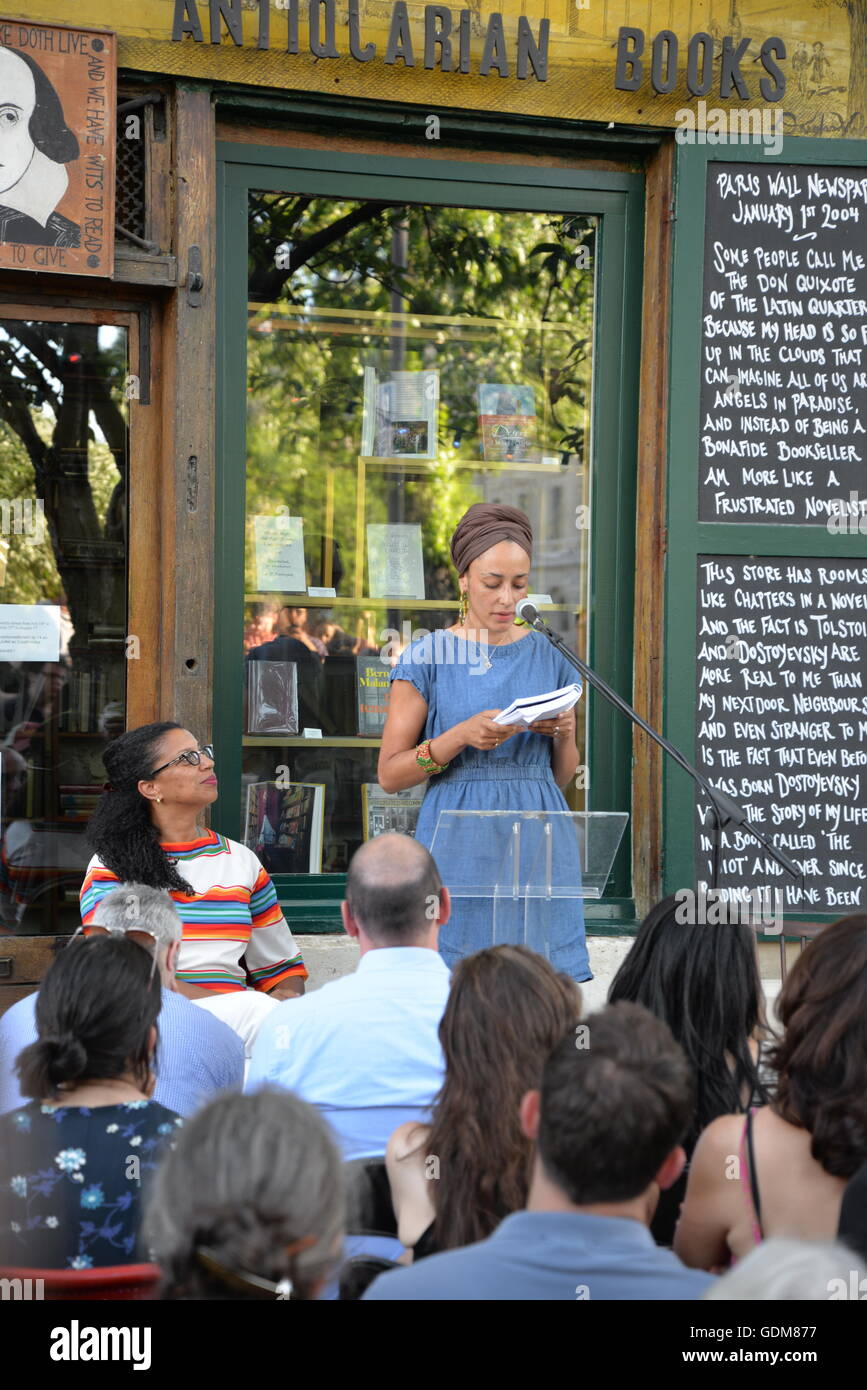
[745,1107,764,1239]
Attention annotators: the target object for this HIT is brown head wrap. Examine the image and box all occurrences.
[450,503,533,577]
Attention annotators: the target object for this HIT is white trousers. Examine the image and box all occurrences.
[192,990,279,1062]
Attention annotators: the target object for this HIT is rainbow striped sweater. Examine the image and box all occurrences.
[80,830,307,994]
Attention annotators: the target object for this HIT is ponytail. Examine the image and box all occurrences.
[17,1033,88,1099]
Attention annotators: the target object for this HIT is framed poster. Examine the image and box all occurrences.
[0,19,116,276]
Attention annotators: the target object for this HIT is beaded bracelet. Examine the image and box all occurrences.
[416,738,449,775]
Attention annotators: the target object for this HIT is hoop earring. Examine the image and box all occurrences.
[458,590,469,624]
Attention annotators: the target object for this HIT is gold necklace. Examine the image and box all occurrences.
[459,621,517,670]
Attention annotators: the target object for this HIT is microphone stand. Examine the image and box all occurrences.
[519,605,804,900]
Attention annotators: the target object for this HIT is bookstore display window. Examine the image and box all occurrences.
[241,197,595,874]
[0,320,128,932]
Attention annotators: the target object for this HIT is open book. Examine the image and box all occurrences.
[492,683,582,728]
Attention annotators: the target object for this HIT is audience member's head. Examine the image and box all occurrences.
[609,894,770,1143]
[523,1001,694,1221]
[16,935,161,1101]
[0,745,27,817]
[148,1090,344,1300]
[705,1237,867,1300]
[420,945,580,1250]
[771,915,867,1178]
[90,882,182,987]
[343,834,448,947]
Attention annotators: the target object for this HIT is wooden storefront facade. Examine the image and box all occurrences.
[1,4,866,1005]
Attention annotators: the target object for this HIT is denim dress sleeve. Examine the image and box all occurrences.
[388,634,436,729]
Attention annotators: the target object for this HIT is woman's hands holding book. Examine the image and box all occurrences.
[460,710,525,751]
[530,706,577,742]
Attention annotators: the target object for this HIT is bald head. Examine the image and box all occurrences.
[345,834,443,943]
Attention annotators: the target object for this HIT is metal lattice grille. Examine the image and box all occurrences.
[115,104,146,242]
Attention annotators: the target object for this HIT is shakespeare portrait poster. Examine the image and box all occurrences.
[0,19,115,276]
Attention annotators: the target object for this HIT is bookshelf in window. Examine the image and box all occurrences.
[243,736,382,747]
[245,595,580,614]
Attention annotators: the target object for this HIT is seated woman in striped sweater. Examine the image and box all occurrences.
[81,723,307,1053]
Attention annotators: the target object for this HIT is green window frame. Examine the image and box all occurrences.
[215,141,644,932]
[665,137,867,923]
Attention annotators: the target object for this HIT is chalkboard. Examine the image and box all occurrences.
[699,163,867,524]
[695,556,867,911]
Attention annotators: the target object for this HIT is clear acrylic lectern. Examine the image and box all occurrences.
[429,810,628,958]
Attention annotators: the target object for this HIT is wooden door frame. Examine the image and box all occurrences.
[215,140,645,930]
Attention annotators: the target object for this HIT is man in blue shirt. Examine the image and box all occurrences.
[0,883,244,1117]
[247,834,451,1160]
[365,1001,717,1300]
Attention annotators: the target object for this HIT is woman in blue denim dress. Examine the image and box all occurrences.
[378,504,590,981]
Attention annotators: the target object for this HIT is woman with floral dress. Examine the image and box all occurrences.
[0,935,181,1269]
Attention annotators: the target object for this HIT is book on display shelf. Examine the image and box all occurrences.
[252,513,306,592]
[355,653,390,737]
[366,523,425,600]
[246,661,299,735]
[477,382,538,463]
[244,780,325,875]
[361,783,425,841]
[361,367,439,459]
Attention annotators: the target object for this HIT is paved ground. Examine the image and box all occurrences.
[296,933,786,1021]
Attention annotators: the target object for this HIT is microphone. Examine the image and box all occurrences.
[516,597,542,626]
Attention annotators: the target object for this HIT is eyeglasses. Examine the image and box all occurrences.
[71,923,162,986]
[149,743,215,778]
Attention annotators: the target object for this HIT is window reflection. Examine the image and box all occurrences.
[243,199,595,872]
[0,321,128,932]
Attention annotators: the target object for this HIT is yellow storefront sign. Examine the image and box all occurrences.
[5,1,864,138]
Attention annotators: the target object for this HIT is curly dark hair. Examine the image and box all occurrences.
[416,945,581,1252]
[770,914,867,1178]
[86,722,194,894]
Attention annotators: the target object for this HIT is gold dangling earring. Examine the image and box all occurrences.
[458,590,469,625]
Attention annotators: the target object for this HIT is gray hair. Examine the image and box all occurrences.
[705,1238,867,1300]
[92,883,181,950]
[146,1089,345,1299]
